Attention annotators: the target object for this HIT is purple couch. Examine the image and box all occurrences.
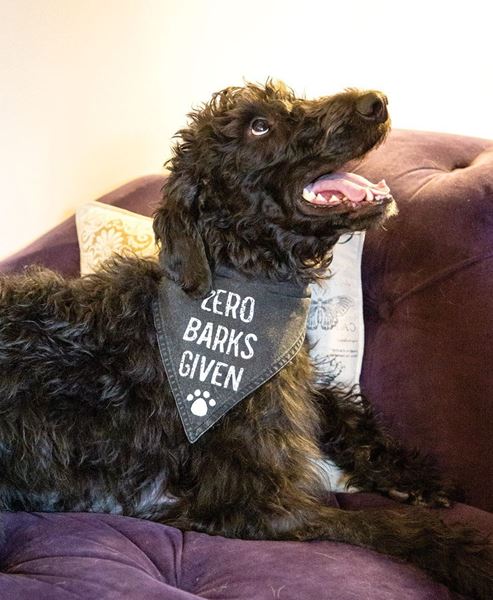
[1,130,492,599]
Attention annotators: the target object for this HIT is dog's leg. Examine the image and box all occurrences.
[164,469,492,599]
[286,504,493,600]
[316,388,456,507]
[292,505,493,600]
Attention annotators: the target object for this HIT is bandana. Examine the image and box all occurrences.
[152,267,311,442]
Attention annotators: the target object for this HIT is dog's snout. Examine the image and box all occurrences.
[356,92,388,123]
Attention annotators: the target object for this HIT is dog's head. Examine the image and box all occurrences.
[154,80,396,297]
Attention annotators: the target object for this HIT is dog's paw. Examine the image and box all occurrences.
[387,487,453,508]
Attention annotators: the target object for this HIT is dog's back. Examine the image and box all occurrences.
[0,258,180,514]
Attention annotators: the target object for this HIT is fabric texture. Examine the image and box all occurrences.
[153,267,311,442]
[2,499,491,600]
[1,129,493,599]
[76,201,157,275]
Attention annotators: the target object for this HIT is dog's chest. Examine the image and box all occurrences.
[71,474,178,517]
[127,474,178,517]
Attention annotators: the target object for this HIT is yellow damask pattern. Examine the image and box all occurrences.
[75,201,157,275]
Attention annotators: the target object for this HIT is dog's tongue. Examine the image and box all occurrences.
[303,172,390,206]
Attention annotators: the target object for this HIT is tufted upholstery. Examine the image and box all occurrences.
[359,130,493,513]
[2,499,493,600]
[1,129,492,599]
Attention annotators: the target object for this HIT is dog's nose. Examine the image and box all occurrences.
[356,92,388,123]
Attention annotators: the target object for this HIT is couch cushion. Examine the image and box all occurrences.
[4,495,491,600]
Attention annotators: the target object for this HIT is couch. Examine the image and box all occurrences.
[1,129,492,599]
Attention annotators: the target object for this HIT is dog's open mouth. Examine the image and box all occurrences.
[302,172,392,210]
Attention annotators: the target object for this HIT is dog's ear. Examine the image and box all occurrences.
[153,174,212,298]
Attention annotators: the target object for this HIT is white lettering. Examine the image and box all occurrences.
[183,317,202,342]
[198,355,216,382]
[200,290,215,312]
[224,366,244,391]
[212,324,229,353]
[196,321,214,348]
[224,292,241,319]
[211,361,228,386]
[189,352,200,378]
[225,329,244,357]
[200,289,256,323]
[178,350,194,377]
[240,297,255,323]
[179,351,245,390]
[240,333,258,359]
[212,289,226,315]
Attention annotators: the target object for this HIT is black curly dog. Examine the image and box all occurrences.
[0,81,492,598]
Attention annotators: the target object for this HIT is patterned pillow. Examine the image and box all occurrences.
[307,233,366,391]
[75,201,156,275]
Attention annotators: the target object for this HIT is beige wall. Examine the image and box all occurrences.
[1,0,492,259]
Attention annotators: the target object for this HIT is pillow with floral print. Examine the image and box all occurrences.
[76,201,156,276]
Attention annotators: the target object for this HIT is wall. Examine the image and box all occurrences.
[1,0,491,259]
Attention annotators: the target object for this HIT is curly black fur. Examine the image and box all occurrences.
[0,81,492,598]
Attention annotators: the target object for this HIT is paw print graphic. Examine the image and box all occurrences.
[186,389,216,417]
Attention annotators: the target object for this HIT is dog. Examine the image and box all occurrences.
[0,81,492,598]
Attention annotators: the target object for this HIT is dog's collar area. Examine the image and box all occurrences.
[213,264,310,296]
[152,270,311,443]
[302,172,391,209]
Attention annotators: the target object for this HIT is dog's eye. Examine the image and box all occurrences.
[250,118,270,136]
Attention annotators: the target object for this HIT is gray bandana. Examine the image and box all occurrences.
[152,267,311,442]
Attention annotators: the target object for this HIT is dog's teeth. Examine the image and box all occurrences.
[329,194,340,204]
[366,189,374,201]
[316,194,327,203]
[303,189,316,202]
